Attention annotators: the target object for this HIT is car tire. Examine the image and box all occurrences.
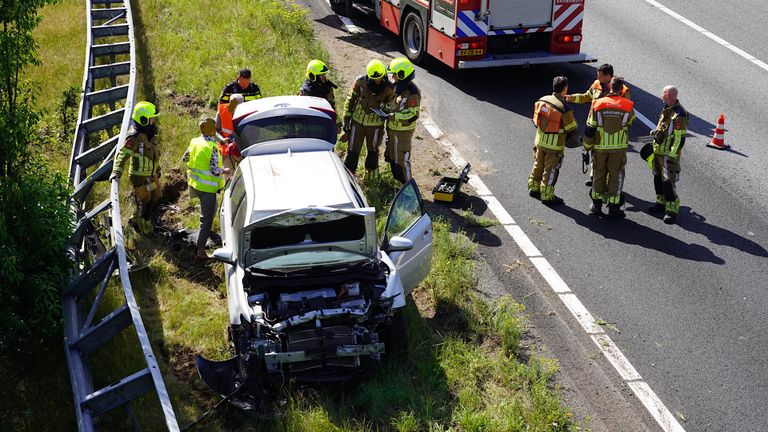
[402,12,425,64]
[331,0,355,18]
[384,309,407,352]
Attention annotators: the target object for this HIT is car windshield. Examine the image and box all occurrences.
[238,114,336,148]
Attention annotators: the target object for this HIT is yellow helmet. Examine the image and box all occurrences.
[388,57,414,80]
[132,101,159,126]
[366,59,387,79]
[306,59,329,82]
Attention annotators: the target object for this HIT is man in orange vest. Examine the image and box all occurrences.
[567,63,631,187]
[584,77,636,218]
[528,76,581,206]
[215,93,243,173]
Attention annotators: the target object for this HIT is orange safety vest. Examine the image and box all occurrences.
[590,80,629,98]
[532,97,564,133]
[218,102,234,137]
[592,95,634,114]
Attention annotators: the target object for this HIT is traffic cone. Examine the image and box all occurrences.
[707,113,730,150]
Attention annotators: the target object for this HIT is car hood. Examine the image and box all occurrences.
[240,207,378,269]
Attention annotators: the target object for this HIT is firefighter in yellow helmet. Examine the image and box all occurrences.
[342,59,395,178]
[298,59,338,108]
[183,117,229,260]
[566,63,632,187]
[385,57,420,184]
[110,101,162,235]
[528,76,581,206]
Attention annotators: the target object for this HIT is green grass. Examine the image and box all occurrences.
[4,0,585,430]
[459,208,500,227]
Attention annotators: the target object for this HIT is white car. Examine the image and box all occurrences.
[195,96,433,409]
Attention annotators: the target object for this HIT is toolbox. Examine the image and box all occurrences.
[432,163,471,203]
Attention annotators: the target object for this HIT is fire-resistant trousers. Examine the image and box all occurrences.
[527,146,563,201]
[344,122,384,173]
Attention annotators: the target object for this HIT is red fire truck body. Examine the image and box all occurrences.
[331,0,595,69]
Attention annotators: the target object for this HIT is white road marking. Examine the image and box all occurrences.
[644,0,768,73]
[634,108,657,130]
[420,111,686,432]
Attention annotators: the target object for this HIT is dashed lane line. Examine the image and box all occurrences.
[420,112,686,432]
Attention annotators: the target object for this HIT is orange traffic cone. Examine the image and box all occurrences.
[707,113,729,150]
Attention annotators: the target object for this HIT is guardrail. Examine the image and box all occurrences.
[63,0,179,430]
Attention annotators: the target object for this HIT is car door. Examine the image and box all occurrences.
[383,179,433,296]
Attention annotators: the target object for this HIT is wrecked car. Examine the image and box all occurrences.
[195,96,433,409]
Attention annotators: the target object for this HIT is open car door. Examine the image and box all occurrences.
[383,179,433,296]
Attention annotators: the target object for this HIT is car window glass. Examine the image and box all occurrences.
[238,115,336,150]
[386,182,421,238]
[230,171,245,223]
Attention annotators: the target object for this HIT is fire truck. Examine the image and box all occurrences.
[330,0,594,69]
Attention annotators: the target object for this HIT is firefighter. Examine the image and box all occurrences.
[648,85,687,224]
[585,77,636,218]
[342,59,395,178]
[214,93,243,175]
[183,117,228,260]
[298,59,338,108]
[528,76,580,206]
[218,68,262,106]
[385,57,420,184]
[109,101,162,235]
[566,63,631,186]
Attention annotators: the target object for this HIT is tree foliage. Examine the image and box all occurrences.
[0,0,71,357]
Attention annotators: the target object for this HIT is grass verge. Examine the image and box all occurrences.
[5,0,584,430]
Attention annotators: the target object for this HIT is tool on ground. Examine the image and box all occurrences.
[582,151,590,174]
[707,113,729,150]
[433,163,471,203]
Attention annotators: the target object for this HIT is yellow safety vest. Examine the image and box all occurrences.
[187,137,224,193]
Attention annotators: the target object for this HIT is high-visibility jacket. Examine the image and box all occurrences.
[653,101,688,157]
[218,81,262,104]
[387,81,421,132]
[587,95,636,151]
[343,75,395,127]
[113,125,159,177]
[298,78,338,109]
[217,102,235,137]
[533,94,578,152]
[186,136,224,193]
[571,79,632,124]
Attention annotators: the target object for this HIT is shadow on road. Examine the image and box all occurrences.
[552,193,725,264]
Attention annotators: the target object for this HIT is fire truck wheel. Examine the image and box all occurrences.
[402,12,425,64]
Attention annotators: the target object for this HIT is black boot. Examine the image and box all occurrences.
[589,199,603,216]
[606,204,625,219]
[585,178,593,187]
[663,213,676,224]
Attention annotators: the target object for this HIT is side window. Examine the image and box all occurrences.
[385,181,422,239]
[230,170,246,224]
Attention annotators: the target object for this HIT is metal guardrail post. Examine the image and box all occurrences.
[63,0,180,430]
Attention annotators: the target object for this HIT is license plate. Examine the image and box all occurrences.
[457,48,484,56]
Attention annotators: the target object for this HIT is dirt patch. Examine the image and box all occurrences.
[410,287,436,319]
[165,90,208,117]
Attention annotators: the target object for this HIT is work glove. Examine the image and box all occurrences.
[343,118,351,132]
[109,171,121,182]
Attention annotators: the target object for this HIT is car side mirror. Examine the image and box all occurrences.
[386,236,413,252]
[212,247,236,265]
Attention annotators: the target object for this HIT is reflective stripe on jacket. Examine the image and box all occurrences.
[653,101,688,157]
[534,93,578,152]
[343,75,395,127]
[217,102,234,137]
[588,95,636,151]
[113,129,158,177]
[387,81,421,131]
[187,137,224,193]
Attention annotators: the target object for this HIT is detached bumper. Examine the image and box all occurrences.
[458,51,596,69]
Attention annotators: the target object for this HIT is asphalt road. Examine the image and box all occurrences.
[309,1,768,430]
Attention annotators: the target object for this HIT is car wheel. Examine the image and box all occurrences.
[402,12,425,64]
[384,309,407,352]
[331,0,355,18]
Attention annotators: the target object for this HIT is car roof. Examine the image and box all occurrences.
[239,147,363,222]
